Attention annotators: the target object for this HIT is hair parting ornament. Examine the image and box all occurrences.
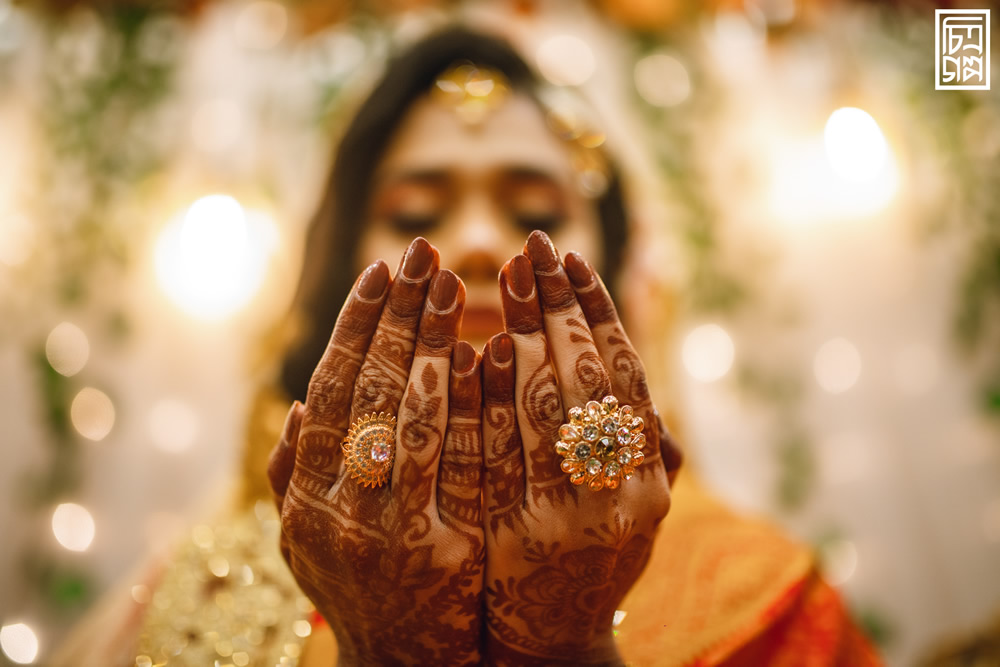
[431,61,611,198]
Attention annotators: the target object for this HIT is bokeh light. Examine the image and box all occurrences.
[154,195,277,320]
[535,34,595,87]
[44,322,90,377]
[51,502,96,552]
[0,623,39,664]
[190,99,244,155]
[814,338,862,394]
[634,52,691,107]
[148,398,200,453]
[234,1,287,51]
[708,10,766,62]
[769,106,898,224]
[131,584,151,604]
[70,387,115,441]
[824,107,889,183]
[820,539,858,586]
[682,324,735,382]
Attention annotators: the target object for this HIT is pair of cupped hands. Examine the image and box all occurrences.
[267,231,682,666]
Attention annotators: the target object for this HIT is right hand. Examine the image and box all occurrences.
[267,238,486,665]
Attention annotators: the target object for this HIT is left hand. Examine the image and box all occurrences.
[480,231,676,665]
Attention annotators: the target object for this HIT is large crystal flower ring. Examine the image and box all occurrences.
[342,412,396,488]
[555,396,645,491]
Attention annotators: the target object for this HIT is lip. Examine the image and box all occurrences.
[461,305,505,340]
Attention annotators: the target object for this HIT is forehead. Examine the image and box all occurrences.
[376,92,576,183]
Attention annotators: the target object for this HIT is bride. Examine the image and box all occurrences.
[56,24,879,667]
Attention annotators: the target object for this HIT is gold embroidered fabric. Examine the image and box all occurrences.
[134,502,313,667]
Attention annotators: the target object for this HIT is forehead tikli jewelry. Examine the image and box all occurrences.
[555,395,646,491]
[431,62,611,197]
[431,62,511,127]
[342,412,396,487]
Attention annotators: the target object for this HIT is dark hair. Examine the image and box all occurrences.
[280,26,629,400]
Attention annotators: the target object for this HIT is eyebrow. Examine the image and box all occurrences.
[500,165,560,182]
[378,168,452,188]
[378,164,564,189]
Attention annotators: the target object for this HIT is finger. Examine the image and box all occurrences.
[481,333,525,539]
[564,251,660,464]
[298,260,391,481]
[351,237,439,421]
[267,400,305,511]
[656,409,684,485]
[500,255,568,506]
[437,341,483,531]
[524,230,612,409]
[394,269,465,508]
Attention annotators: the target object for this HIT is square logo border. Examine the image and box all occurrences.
[935,8,991,91]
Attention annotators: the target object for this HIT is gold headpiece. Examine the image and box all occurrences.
[432,62,610,197]
[431,62,511,127]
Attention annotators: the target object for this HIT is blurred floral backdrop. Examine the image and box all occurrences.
[0,0,998,664]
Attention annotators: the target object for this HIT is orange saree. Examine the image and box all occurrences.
[616,471,881,666]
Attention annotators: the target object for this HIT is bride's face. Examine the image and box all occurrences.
[357,91,603,348]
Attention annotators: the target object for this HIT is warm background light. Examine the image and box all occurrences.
[51,503,96,552]
[535,34,595,87]
[154,194,277,321]
[234,0,288,50]
[190,99,244,155]
[814,338,862,394]
[0,623,39,664]
[821,539,859,586]
[769,106,899,224]
[824,107,889,183]
[682,324,735,382]
[634,52,690,107]
[148,398,200,453]
[44,322,90,378]
[69,387,115,441]
[0,213,34,267]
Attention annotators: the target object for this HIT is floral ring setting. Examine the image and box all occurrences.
[342,412,396,488]
[555,395,645,491]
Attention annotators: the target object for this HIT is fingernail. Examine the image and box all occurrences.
[452,341,476,374]
[358,260,390,298]
[402,237,434,279]
[525,230,559,272]
[429,269,459,311]
[490,333,513,364]
[507,255,536,299]
[564,252,594,288]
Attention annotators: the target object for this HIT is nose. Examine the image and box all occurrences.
[447,192,511,283]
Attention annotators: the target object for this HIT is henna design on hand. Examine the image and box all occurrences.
[350,238,438,420]
[485,519,649,664]
[298,259,390,482]
[483,334,531,540]
[608,336,652,407]
[521,353,574,506]
[399,362,444,456]
[484,403,530,538]
[277,251,484,665]
[481,240,673,667]
[438,343,484,531]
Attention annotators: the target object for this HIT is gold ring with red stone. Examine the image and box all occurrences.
[342,412,396,488]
